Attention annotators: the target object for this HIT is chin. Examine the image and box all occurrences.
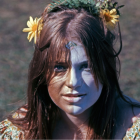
[66,105,88,116]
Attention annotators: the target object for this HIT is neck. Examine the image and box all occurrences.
[59,107,92,139]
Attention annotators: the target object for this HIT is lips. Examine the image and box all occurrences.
[62,93,86,103]
[62,94,86,97]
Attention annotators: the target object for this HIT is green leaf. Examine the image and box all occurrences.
[65,3,68,5]
[67,0,71,3]
[52,0,56,2]
[117,5,124,9]
[101,4,105,9]
[90,0,95,5]
[50,6,54,10]
[85,1,88,4]
[69,5,72,8]
[89,6,91,12]
[109,2,113,7]
[75,2,80,7]
[105,3,108,9]
[81,0,87,4]
[117,10,120,16]
[55,1,61,4]
[74,0,79,3]
[94,9,99,14]
[113,2,118,8]
[96,2,100,7]
[51,2,56,6]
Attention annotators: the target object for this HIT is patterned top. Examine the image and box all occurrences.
[0,115,140,139]
[0,112,25,140]
[0,119,25,140]
[123,116,140,140]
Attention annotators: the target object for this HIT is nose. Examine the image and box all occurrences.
[65,67,82,89]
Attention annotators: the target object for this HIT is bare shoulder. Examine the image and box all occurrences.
[123,95,140,116]
[113,95,140,139]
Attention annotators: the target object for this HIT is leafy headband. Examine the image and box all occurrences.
[23,0,124,47]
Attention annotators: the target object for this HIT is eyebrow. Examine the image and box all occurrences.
[54,59,89,66]
[54,61,70,67]
[71,60,89,68]
[77,60,89,65]
[55,61,68,64]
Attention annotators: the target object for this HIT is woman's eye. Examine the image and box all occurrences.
[80,64,90,71]
[54,65,67,72]
[80,64,88,69]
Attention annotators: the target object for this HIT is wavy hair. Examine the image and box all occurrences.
[8,6,135,139]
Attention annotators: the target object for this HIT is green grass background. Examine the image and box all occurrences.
[0,0,140,121]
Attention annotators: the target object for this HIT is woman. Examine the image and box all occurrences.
[0,0,140,139]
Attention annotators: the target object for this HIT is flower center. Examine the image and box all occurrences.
[104,13,112,22]
[32,24,37,32]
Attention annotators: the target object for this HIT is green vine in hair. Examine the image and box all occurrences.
[48,0,124,16]
[23,0,124,44]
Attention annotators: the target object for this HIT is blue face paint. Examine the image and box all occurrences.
[48,40,103,116]
[65,41,77,49]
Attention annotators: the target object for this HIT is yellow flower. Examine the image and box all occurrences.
[23,16,43,44]
[100,8,119,30]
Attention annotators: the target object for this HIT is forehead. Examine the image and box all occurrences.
[54,41,88,64]
[70,44,88,64]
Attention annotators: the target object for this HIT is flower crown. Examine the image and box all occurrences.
[23,0,124,44]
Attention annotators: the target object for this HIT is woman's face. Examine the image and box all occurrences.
[48,41,103,115]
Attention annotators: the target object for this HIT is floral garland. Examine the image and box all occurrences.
[23,0,124,44]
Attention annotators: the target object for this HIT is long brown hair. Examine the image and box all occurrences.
[8,6,137,139]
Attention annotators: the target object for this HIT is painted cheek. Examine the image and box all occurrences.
[82,72,95,87]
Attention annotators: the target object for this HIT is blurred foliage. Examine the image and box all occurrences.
[0,0,140,121]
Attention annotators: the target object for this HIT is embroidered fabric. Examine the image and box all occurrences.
[123,117,140,140]
[0,119,25,140]
[0,112,25,140]
[0,115,140,139]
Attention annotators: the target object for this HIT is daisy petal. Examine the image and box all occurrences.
[27,32,32,40]
[110,9,117,15]
[111,20,116,24]
[112,19,119,22]
[111,15,119,18]
[37,18,41,23]
[29,16,34,24]
[34,18,37,24]
[27,21,32,27]
[23,28,32,32]
[29,32,35,42]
